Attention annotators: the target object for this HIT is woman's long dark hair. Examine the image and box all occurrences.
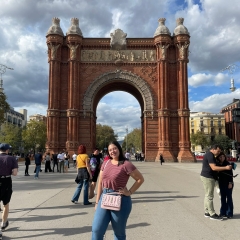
[107,141,127,165]
[216,152,227,165]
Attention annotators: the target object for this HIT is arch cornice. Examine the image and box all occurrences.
[83,70,155,111]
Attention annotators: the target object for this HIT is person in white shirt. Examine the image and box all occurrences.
[125,151,131,160]
[57,152,65,173]
[72,152,77,168]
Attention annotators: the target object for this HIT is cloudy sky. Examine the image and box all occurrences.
[0,0,240,140]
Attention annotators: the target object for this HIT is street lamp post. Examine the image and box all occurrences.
[0,64,14,92]
[221,64,239,92]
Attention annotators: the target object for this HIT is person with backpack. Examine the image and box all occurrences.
[89,148,101,196]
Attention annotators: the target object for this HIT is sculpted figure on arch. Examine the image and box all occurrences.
[67,44,79,60]
[48,43,60,60]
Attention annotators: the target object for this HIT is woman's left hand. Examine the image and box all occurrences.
[119,187,131,196]
[228,183,233,189]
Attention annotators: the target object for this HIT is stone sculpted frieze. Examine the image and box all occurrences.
[81,50,156,62]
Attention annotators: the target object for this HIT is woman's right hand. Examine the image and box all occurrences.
[94,203,98,210]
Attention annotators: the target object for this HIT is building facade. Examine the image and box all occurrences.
[29,113,47,122]
[190,112,225,152]
[221,99,240,151]
[3,108,27,128]
[46,17,195,162]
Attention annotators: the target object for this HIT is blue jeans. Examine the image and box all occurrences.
[72,179,89,204]
[92,189,132,240]
[35,165,41,178]
[219,183,234,217]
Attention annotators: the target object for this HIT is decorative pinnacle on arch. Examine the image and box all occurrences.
[176,18,184,26]
[154,17,170,37]
[66,17,83,36]
[52,17,60,25]
[46,17,64,36]
[158,18,166,25]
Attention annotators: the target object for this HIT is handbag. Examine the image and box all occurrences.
[101,192,122,211]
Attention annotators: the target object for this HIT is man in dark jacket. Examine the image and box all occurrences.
[200,144,232,221]
[34,151,42,179]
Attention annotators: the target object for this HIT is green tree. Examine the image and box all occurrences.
[212,134,232,152]
[0,122,22,152]
[0,91,10,124]
[96,124,118,150]
[22,120,47,153]
[190,131,210,151]
[122,128,142,152]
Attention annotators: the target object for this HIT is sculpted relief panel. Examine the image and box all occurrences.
[81,50,156,62]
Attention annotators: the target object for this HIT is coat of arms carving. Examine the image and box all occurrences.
[110,29,127,50]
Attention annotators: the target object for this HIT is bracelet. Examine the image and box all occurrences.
[129,190,132,195]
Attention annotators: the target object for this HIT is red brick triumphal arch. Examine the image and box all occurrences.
[46,17,195,162]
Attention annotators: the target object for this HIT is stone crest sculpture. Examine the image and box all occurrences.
[110,29,127,50]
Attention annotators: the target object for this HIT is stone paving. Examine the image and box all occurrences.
[1,160,240,240]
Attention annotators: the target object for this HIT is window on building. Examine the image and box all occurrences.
[191,129,194,134]
[200,121,204,127]
[218,120,221,126]
[7,116,12,122]
[13,118,17,124]
[201,128,204,133]
[211,128,214,133]
[191,121,194,127]
[210,121,213,127]
[219,128,222,134]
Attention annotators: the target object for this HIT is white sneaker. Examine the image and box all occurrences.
[34,177,39,179]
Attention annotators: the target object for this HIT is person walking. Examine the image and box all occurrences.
[44,152,52,172]
[64,152,70,173]
[159,154,164,165]
[72,152,77,168]
[216,152,234,218]
[34,151,42,179]
[57,152,64,173]
[92,141,144,240]
[71,145,92,205]
[52,153,59,172]
[200,144,232,221]
[89,148,102,197]
[24,154,31,176]
[0,143,18,239]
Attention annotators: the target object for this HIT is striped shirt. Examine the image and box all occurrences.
[101,160,136,191]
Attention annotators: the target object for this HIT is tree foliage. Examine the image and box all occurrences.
[96,124,118,150]
[0,92,10,125]
[22,120,47,153]
[190,131,210,150]
[122,128,142,152]
[212,134,232,152]
[0,123,22,152]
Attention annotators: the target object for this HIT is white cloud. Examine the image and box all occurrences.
[190,89,240,113]
[189,73,227,87]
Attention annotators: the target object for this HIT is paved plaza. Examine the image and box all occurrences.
[2,160,240,240]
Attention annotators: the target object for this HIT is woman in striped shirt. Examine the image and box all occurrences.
[92,141,144,240]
